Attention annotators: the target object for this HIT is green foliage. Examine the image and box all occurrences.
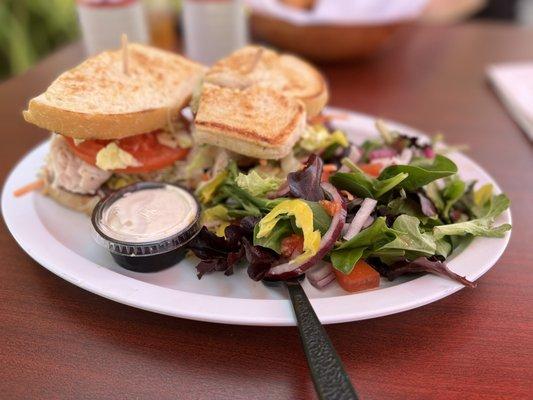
[330,217,398,274]
[0,0,79,79]
[378,155,458,191]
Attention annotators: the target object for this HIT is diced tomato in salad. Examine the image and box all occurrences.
[319,199,341,217]
[334,260,380,293]
[358,163,383,178]
[280,234,304,258]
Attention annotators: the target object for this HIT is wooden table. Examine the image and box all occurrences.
[1,23,532,400]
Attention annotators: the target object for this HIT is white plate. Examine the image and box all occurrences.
[1,110,511,326]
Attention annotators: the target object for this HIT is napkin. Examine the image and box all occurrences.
[246,0,430,25]
[487,63,533,142]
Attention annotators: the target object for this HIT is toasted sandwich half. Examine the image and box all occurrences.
[204,45,328,117]
[23,43,205,213]
[193,46,328,160]
[194,83,306,160]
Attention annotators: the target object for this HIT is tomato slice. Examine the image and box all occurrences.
[65,131,189,173]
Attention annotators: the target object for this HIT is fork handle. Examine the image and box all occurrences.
[286,281,359,400]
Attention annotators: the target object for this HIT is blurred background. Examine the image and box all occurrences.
[0,0,531,81]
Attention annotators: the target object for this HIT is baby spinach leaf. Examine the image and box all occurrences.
[329,170,408,199]
[337,217,399,251]
[378,155,457,191]
[329,171,374,198]
[330,217,398,273]
[330,248,365,274]
[373,173,409,198]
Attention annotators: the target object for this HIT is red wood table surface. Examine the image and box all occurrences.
[1,23,532,400]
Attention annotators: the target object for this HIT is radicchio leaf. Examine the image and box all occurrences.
[188,226,247,278]
[287,153,324,201]
[187,227,233,260]
[387,257,476,288]
[188,218,280,279]
[242,238,280,281]
[239,216,261,233]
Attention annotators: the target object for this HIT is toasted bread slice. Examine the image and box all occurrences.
[23,43,206,140]
[42,180,101,214]
[194,83,306,159]
[205,45,328,117]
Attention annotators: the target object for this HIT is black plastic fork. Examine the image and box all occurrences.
[265,278,359,400]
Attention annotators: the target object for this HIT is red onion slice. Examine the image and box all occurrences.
[307,262,332,283]
[362,215,375,229]
[369,147,397,160]
[265,182,346,280]
[309,266,336,289]
[397,148,413,165]
[343,198,377,240]
[423,147,435,158]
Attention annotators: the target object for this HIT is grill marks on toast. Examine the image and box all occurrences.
[23,43,205,139]
[204,45,328,116]
[193,46,328,159]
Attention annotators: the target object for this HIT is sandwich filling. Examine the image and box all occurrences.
[44,116,195,199]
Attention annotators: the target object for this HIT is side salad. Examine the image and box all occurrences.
[187,119,511,293]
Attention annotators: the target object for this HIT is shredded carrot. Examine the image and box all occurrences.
[201,173,210,181]
[13,179,44,197]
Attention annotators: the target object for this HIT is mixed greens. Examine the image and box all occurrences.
[187,120,511,292]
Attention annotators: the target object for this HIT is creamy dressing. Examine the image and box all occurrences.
[99,186,197,243]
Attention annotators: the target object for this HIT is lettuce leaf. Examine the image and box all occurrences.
[376,215,437,259]
[433,194,511,239]
[235,170,282,197]
[299,124,349,152]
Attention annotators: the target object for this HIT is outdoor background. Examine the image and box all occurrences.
[0,0,530,81]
